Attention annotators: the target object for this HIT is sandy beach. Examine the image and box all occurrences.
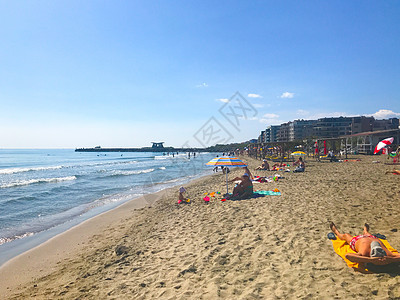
[1,155,400,299]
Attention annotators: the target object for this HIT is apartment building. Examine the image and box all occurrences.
[258,116,399,143]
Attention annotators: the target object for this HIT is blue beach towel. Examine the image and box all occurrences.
[253,191,281,196]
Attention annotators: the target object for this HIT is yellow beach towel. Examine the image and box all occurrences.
[331,236,399,270]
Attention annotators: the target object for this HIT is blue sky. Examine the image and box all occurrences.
[1,1,399,148]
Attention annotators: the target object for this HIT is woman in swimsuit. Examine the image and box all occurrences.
[229,173,253,199]
[330,222,400,265]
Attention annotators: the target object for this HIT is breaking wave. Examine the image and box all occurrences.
[1,176,77,189]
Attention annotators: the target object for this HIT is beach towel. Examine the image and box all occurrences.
[225,190,281,200]
[328,233,399,271]
[253,190,281,196]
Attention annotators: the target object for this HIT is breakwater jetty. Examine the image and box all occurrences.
[74,147,208,153]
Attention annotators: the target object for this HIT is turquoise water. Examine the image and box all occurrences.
[0,149,216,263]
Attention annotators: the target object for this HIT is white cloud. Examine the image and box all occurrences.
[371,109,400,119]
[196,83,208,88]
[253,103,264,108]
[216,98,229,103]
[259,113,282,125]
[296,109,309,116]
[248,93,262,98]
[280,92,294,99]
[262,113,279,119]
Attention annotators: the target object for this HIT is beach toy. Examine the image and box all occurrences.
[221,198,226,202]
[203,192,208,195]
[210,192,216,197]
[203,196,210,202]
[273,188,280,192]
[216,191,221,194]
[186,199,191,203]
[178,200,182,204]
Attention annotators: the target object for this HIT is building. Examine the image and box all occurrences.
[257,116,399,144]
[288,119,317,141]
[373,118,399,131]
[264,125,280,142]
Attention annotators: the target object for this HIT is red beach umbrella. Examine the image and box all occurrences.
[374,137,394,154]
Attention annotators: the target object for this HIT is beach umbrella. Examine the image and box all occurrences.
[206,157,247,194]
[291,151,306,156]
[374,137,394,154]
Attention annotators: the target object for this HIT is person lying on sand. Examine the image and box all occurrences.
[271,163,287,171]
[330,222,400,265]
[255,160,270,171]
[228,173,253,199]
[386,170,400,175]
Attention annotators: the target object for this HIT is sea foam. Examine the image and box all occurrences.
[1,176,77,189]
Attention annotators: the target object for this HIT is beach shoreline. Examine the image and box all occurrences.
[2,155,400,299]
[0,170,217,298]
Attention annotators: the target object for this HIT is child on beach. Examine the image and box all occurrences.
[178,187,190,204]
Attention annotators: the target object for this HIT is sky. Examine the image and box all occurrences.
[1,1,400,148]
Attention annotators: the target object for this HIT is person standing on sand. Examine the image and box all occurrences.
[330,222,400,265]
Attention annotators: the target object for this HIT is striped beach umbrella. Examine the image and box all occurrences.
[206,157,247,194]
[374,137,394,154]
[291,151,306,156]
[206,156,247,167]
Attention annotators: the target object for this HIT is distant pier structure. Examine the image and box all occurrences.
[151,142,164,149]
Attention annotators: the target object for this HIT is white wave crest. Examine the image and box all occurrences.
[1,176,77,189]
[0,232,34,245]
[0,165,63,175]
[113,169,155,176]
[159,167,166,170]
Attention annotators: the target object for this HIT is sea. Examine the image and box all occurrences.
[0,149,217,266]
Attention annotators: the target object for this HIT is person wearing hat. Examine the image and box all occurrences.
[330,222,400,265]
[229,172,253,199]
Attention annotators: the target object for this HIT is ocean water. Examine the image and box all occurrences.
[0,149,217,264]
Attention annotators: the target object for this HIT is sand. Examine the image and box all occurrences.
[1,155,400,299]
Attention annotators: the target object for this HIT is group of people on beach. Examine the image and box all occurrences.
[178,155,400,271]
[255,157,305,173]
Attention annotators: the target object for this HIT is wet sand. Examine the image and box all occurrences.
[1,155,400,299]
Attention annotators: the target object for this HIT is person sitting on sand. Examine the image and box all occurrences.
[255,160,270,171]
[178,187,190,204]
[228,173,253,199]
[293,157,305,172]
[330,222,400,265]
